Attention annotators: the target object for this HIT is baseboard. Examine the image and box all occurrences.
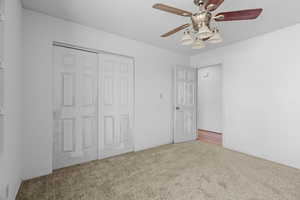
[11,178,21,200]
[134,142,172,152]
[223,144,300,170]
[198,129,222,135]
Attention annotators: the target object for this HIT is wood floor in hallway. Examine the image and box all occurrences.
[197,129,223,146]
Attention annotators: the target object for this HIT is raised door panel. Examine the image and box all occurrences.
[104,116,115,147]
[62,73,75,107]
[0,19,3,62]
[119,115,130,144]
[177,82,185,106]
[175,110,185,142]
[82,117,96,149]
[81,75,94,106]
[103,61,114,106]
[80,52,98,109]
[185,83,195,106]
[62,119,75,152]
[118,60,133,112]
[120,78,129,106]
[184,111,195,138]
[0,68,3,108]
[104,77,114,106]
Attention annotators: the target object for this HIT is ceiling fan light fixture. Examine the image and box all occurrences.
[208,29,223,43]
[153,1,263,49]
[197,25,213,39]
[181,30,194,45]
[192,37,205,49]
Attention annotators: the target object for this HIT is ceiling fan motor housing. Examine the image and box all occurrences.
[191,11,212,31]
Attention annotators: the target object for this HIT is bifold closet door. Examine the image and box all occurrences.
[53,46,98,169]
[99,54,134,159]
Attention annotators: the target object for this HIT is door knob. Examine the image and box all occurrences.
[53,109,61,119]
[0,107,4,116]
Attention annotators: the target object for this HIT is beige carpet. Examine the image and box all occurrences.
[17,141,300,200]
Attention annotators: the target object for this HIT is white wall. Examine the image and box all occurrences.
[197,65,222,133]
[191,23,300,169]
[0,0,23,199]
[22,9,189,180]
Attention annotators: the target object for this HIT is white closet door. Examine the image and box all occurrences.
[53,46,98,169]
[174,66,197,143]
[99,54,134,159]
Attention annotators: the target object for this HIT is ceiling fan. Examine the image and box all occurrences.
[153,0,263,49]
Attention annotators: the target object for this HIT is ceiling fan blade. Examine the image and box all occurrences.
[161,24,190,37]
[153,4,192,17]
[215,8,263,21]
[205,0,224,11]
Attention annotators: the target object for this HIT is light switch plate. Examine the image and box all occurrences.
[0,59,4,69]
[0,13,4,22]
[160,93,163,99]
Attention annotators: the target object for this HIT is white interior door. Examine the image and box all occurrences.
[53,46,98,169]
[174,66,197,143]
[99,54,134,159]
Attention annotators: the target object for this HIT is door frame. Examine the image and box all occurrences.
[172,63,224,144]
[52,42,136,166]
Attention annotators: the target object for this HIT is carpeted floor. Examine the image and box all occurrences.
[17,141,300,200]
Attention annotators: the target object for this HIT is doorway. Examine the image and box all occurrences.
[196,64,223,145]
[53,45,135,170]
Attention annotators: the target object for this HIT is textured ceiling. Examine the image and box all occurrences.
[22,0,300,55]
